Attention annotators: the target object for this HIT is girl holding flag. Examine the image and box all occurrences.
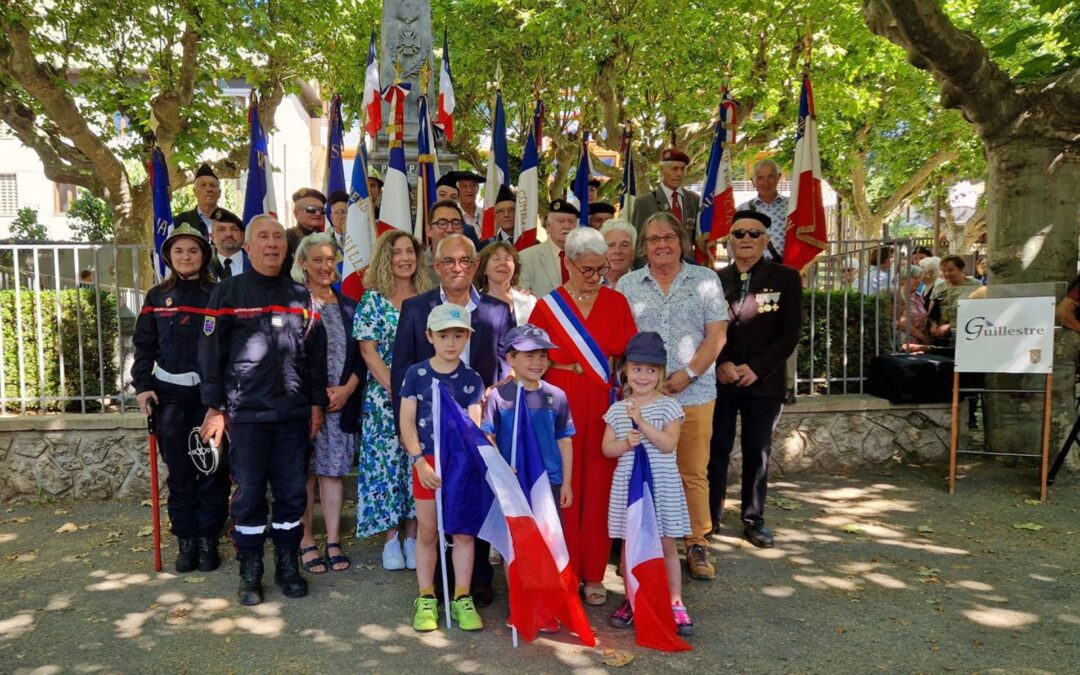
[602,331,694,637]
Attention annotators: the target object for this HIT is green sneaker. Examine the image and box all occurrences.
[413,596,439,632]
[450,595,484,631]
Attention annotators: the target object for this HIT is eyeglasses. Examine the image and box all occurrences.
[431,218,464,231]
[569,259,611,280]
[731,229,766,239]
[438,256,475,269]
[645,234,680,245]
[302,205,324,215]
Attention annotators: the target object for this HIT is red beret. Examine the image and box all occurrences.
[660,148,691,165]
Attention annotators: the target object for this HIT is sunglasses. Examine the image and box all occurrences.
[731,229,766,239]
[302,205,324,215]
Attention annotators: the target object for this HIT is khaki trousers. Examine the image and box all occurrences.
[676,401,715,547]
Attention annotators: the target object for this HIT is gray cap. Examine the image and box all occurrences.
[427,303,473,332]
[500,323,557,356]
[625,331,667,366]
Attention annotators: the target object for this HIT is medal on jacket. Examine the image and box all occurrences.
[165,297,173,307]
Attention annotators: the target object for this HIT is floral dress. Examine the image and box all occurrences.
[353,291,414,538]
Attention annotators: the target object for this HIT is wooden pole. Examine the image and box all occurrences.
[1040,373,1053,501]
[949,371,960,495]
[933,180,942,255]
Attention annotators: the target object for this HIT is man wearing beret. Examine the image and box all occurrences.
[367,168,384,220]
[285,188,327,272]
[455,170,485,237]
[709,210,802,549]
[588,202,616,230]
[481,185,518,247]
[435,172,459,202]
[208,208,249,279]
[631,148,700,242]
[173,164,221,238]
[519,199,579,298]
[587,177,602,204]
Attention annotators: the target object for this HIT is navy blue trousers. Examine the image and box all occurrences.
[157,400,229,538]
[708,390,783,528]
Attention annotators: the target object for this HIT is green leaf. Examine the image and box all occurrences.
[916,525,935,533]
[841,523,862,534]
[989,24,1042,59]
[1012,522,1045,531]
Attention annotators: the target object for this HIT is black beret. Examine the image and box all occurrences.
[436,173,459,190]
[495,185,516,204]
[732,209,772,229]
[292,187,327,204]
[454,170,485,184]
[195,163,218,180]
[588,177,602,188]
[590,202,616,216]
[549,199,580,217]
[210,208,243,228]
[328,190,349,206]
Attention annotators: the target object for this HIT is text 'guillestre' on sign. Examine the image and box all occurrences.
[955,297,1055,374]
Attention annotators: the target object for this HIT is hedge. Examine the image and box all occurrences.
[797,289,894,394]
[0,289,119,411]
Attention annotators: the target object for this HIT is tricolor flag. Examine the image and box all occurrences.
[149,146,173,281]
[414,93,440,244]
[697,87,738,258]
[325,94,347,231]
[619,124,637,224]
[624,433,692,652]
[340,141,377,301]
[380,80,412,234]
[514,99,543,251]
[433,382,596,646]
[783,74,827,271]
[436,29,455,142]
[571,132,591,227]
[241,93,278,226]
[481,86,509,241]
[362,32,382,138]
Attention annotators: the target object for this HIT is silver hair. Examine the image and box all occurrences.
[434,233,477,259]
[564,227,609,261]
[917,256,941,273]
[600,218,637,249]
[244,214,284,243]
[753,158,781,176]
[290,232,338,285]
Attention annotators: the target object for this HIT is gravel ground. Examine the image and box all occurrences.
[1,460,1077,674]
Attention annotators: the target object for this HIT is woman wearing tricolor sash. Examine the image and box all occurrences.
[528,227,637,607]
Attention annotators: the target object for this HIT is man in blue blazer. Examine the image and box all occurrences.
[390,232,513,606]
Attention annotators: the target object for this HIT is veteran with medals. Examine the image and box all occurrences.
[709,210,802,549]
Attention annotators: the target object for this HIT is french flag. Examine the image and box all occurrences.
[624,435,692,652]
[436,29,455,142]
[380,81,412,234]
[362,32,382,138]
[571,132,591,227]
[241,93,278,227]
[433,382,596,646]
[698,87,737,244]
[325,94,346,231]
[619,124,637,224]
[783,74,827,271]
[340,143,376,301]
[148,146,173,282]
[481,87,509,241]
[514,99,543,251]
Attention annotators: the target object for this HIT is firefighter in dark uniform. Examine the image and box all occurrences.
[709,210,802,550]
[132,223,229,573]
[199,214,329,606]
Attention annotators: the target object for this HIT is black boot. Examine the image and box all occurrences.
[197,537,221,572]
[237,551,264,606]
[175,538,198,573]
[274,546,308,598]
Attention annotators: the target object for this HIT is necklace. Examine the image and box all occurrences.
[566,283,597,303]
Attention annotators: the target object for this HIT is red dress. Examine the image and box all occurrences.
[528,286,637,584]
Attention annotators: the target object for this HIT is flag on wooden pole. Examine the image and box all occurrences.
[514,98,542,251]
[783,74,827,271]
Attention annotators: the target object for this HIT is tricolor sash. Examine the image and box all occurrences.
[538,289,610,388]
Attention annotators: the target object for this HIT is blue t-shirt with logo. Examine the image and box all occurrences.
[482,381,575,484]
[401,359,484,457]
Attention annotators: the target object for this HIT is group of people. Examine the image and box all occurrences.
[132,154,803,642]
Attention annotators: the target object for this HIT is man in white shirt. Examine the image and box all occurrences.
[519,199,578,298]
[737,159,790,263]
[208,208,248,279]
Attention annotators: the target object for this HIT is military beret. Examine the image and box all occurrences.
[195,163,218,180]
[660,148,691,165]
[454,170,485,184]
[495,185,516,204]
[328,190,349,206]
[590,202,616,216]
[292,187,327,204]
[436,172,460,190]
[732,209,772,229]
[588,177,602,188]
[549,199,580,217]
[210,208,243,227]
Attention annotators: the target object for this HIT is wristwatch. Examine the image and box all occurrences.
[683,366,699,383]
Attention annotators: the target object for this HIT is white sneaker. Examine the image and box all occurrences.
[403,537,417,570]
[382,538,406,571]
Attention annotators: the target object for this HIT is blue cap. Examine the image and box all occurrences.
[499,323,557,356]
[625,331,667,366]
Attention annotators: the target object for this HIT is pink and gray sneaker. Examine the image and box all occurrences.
[609,599,634,629]
[672,601,694,636]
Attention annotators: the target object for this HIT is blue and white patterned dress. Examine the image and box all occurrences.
[309,300,359,477]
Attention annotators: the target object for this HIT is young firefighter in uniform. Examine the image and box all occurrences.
[132,224,229,573]
[482,323,576,633]
[400,303,485,632]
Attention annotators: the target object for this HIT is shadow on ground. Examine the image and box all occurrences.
[1,461,1077,674]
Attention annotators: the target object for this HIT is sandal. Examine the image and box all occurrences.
[583,583,607,606]
[300,544,327,574]
[325,542,350,572]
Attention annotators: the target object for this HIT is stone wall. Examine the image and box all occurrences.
[0,395,1073,503]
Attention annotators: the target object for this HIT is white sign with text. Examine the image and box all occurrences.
[955,297,1055,374]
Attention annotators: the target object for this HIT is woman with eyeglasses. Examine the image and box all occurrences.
[473,241,536,325]
[527,226,638,607]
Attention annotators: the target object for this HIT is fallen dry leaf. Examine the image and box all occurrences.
[1013,522,1045,532]
[55,522,79,534]
[916,525,934,533]
[184,576,206,584]
[136,526,154,537]
[0,516,31,525]
[602,651,635,667]
[53,509,70,515]
[841,523,862,534]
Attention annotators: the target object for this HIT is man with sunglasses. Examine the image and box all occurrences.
[709,210,802,550]
[285,188,327,272]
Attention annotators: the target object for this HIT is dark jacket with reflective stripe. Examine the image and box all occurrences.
[132,278,215,404]
[199,269,329,422]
